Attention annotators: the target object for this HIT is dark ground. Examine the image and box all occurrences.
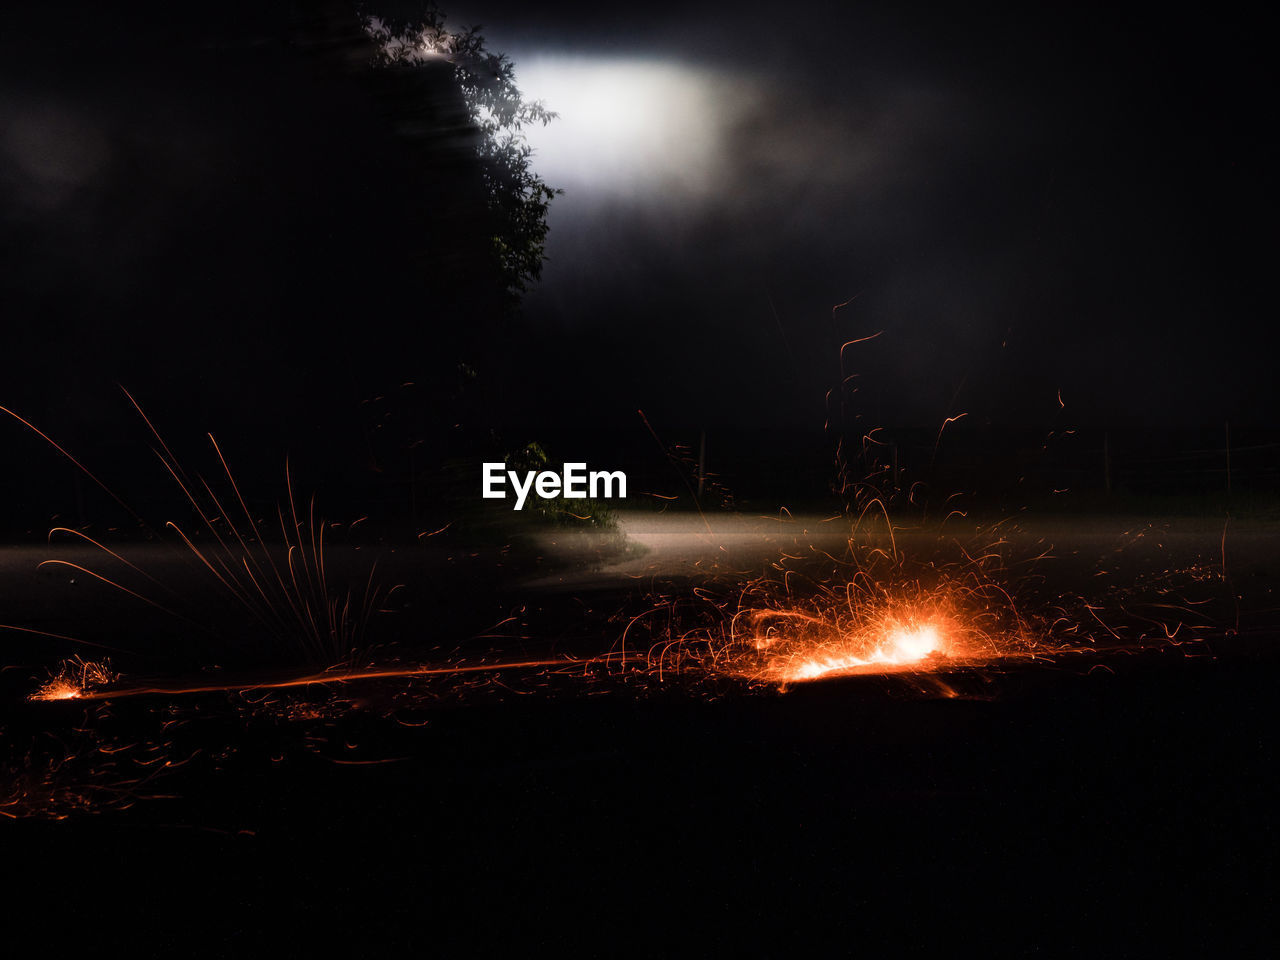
[2,512,1276,954]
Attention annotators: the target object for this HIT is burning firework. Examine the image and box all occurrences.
[30,657,117,702]
[731,567,1024,684]
[628,297,1071,687]
[639,515,1047,687]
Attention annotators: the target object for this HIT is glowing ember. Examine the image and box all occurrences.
[787,622,943,680]
[31,679,84,701]
[639,521,1045,687]
[30,658,116,702]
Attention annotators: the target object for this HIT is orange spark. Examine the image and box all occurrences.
[30,657,117,702]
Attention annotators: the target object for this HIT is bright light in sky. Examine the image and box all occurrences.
[513,56,744,199]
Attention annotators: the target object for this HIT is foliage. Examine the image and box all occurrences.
[363,5,561,300]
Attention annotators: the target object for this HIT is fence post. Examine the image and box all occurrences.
[697,430,706,500]
[1225,420,1231,500]
[1103,431,1112,495]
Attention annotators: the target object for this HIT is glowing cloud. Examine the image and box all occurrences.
[514,56,746,198]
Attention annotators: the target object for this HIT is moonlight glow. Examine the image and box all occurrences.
[514,56,742,197]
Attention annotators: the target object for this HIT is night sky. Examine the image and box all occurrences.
[2,1,1274,524]
[467,1,1273,432]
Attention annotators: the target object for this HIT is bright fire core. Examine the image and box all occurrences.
[786,623,943,681]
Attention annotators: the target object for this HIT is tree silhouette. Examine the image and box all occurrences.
[363,7,561,301]
[0,2,559,532]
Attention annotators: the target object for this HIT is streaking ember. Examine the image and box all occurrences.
[31,657,117,702]
[3,391,387,665]
[32,657,588,701]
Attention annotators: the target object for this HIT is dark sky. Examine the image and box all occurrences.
[1,1,1274,523]
[451,1,1273,432]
